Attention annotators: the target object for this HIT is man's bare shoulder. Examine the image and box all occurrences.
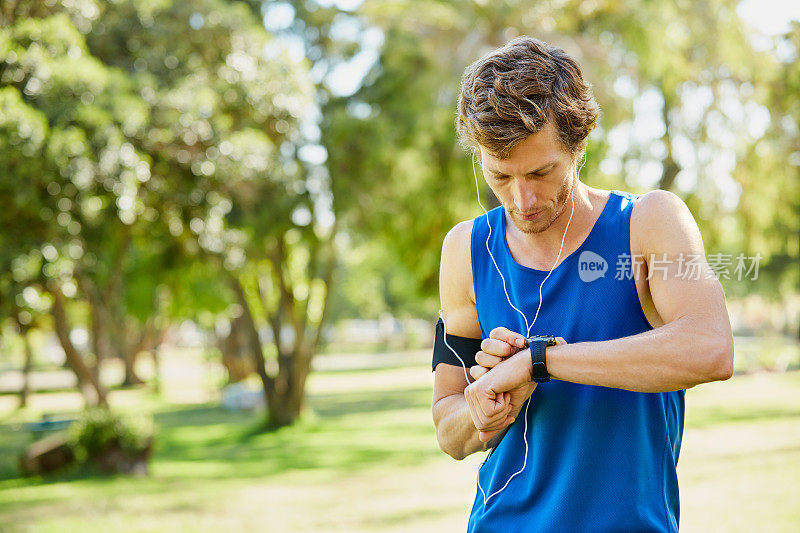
[440,219,476,304]
[442,219,475,252]
[441,219,475,273]
[629,189,704,255]
[630,188,686,211]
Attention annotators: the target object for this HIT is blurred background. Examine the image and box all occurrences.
[0,0,798,531]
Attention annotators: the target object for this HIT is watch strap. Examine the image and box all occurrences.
[529,337,554,383]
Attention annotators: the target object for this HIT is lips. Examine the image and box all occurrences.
[519,210,544,220]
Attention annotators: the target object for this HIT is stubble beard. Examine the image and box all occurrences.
[508,173,575,235]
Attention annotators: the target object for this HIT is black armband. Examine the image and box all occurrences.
[432,318,482,372]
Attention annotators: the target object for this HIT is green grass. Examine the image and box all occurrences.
[679,372,800,532]
[732,335,800,374]
[0,350,799,532]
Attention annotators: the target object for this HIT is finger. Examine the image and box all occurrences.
[464,384,498,427]
[480,338,520,357]
[466,385,510,428]
[475,351,504,368]
[467,398,509,432]
[555,337,566,345]
[475,404,513,432]
[466,401,488,432]
[477,352,530,397]
[463,386,485,427]
[475,388,511,424]
[479,415,515,442]
[469,391,499,425]
[470,365,488,380]
[489,327,526,348]
[479,430,497,442]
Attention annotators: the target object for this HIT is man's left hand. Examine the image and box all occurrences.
[470,327,566,380]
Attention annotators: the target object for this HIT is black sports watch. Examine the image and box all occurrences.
[524,335,557,383]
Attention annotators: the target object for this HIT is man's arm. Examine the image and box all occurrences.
[432,221,512,460]
[469,190,734,399]
[545,190,734,391]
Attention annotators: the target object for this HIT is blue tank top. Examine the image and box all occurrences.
[468,190,684,533]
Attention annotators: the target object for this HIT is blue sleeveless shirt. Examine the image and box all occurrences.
[467,190,684,533]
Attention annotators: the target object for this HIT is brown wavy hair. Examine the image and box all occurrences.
[456,36,599,159]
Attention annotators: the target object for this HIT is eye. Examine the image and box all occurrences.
[529,168,553,178]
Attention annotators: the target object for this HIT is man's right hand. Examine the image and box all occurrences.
[463,327,527,441]
[463,386,516,442]
[467,365,537,442]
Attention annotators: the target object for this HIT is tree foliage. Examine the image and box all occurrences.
[0,0,331,424]
[326,0,798,305]
[1,0,797,423]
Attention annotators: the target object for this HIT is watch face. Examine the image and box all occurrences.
[525,335,557,347]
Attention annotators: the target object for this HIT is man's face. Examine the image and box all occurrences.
[479,121,577,235]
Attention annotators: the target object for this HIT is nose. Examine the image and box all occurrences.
[512,179,538,213]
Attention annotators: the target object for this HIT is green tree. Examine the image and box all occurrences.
[323,0,798,309]
[1,0,330,425]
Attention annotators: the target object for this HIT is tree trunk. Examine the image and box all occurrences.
[227,225,336,429]
[151,344,162,395]
[105,228,141,386]
[19,326,33,408]
[657,87,681,192]
[126,318,162,386]
[110,313,143,386]
[50,288,108,407]
[121,346,144,386]
[106,309,142,387]
[229,277,278,423]
[88,296,105,384]
[219,315,256,383]
[230,274,312,428]
[267,346,313,428]
[77,273,110,386]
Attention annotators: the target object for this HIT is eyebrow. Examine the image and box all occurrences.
[488,160,558,176]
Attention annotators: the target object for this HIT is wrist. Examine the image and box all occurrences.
[512,350,533,381]
[543,342,565,380]
[526,335,557,383]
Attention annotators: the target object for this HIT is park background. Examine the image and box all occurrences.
[0,0,799,531]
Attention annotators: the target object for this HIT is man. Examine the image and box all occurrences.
[432,36,734,532]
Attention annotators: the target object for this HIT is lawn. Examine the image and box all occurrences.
[0,348,799,532]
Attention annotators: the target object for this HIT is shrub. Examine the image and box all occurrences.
[67,408,155,472]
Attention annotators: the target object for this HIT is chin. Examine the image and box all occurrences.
[510,213,551,234]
